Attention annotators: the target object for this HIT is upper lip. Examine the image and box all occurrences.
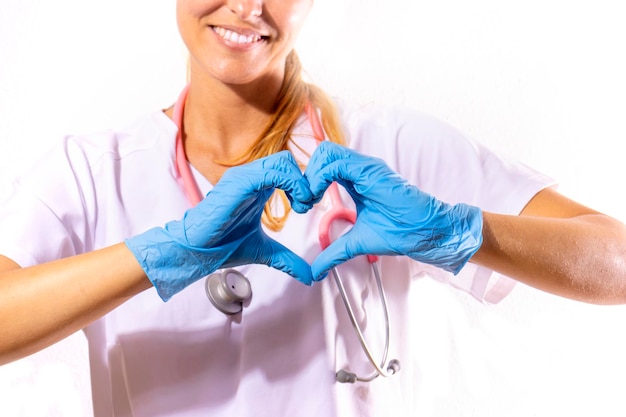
[210,24,270,39]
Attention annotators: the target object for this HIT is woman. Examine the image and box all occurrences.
[1,0,625,415]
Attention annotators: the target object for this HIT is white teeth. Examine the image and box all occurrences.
[213,26,262,44]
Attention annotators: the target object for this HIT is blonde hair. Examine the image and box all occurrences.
[227,51,345,231]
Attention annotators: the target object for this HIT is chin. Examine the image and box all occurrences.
[211,62,282,87]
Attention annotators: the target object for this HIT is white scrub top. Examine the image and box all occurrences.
[0,101,553,417]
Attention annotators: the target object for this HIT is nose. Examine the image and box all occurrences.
[227,0,263,20]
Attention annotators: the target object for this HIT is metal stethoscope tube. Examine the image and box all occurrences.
[332,262,401,383]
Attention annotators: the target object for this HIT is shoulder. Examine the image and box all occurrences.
[335,99,475,155]
[16,111,176,184]
[333,99,553,209]
[62,111,176,165]
[10,110,178,209]
[334,99,482,181]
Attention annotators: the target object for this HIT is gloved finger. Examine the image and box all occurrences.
[305,142,351,173]
[256,153,315,213]
[304,142,352,199]
[253,152,314,204]
[253,168,312,203]
[218,152,311,202]
[205,166,311,225]
[281,187,315,214]
[311,231,363,281]
[290,198,314,214]
[306,142,406,203]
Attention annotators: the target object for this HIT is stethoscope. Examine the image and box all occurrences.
[172,85,400,383]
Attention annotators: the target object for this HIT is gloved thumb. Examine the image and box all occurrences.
[260,238,315,286]
[311,232,358,281]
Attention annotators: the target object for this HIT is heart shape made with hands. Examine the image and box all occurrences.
[237,142,419,284]
[126,142,481,301]
[270,141,483,283]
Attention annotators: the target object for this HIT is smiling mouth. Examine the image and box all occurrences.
[211,26,268,45]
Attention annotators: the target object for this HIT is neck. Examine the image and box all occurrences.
[194,67,285,146]
[172,68,285,183]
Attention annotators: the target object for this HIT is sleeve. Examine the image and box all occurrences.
[344,103,556,304]
[0,137,95,267]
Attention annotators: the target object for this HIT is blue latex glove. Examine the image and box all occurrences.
[125,151,314,301]
[304,142,483,281]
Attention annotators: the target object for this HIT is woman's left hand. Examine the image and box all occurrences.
[304,142,484,281]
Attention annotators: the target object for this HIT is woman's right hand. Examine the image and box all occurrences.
[125,151,315,301]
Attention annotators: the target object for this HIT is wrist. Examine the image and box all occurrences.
[124,226,221,301]
[407,202,483,274]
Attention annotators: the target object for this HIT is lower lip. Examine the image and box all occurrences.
[210,27,266,52]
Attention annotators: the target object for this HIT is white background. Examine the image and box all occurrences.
[1,0,626,416]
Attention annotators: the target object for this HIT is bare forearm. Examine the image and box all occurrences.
[471,212,626,304]
[0,243,152,365]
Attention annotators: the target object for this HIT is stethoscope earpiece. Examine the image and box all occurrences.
[335,358,401,384]
[335,369,358,384]
[387,359,401,374]
[205,269,252,315]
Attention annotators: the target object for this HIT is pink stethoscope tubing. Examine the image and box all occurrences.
[173,85,202,206]
[173,85,399,383]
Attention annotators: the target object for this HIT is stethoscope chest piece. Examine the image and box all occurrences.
[205,269,252,315]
